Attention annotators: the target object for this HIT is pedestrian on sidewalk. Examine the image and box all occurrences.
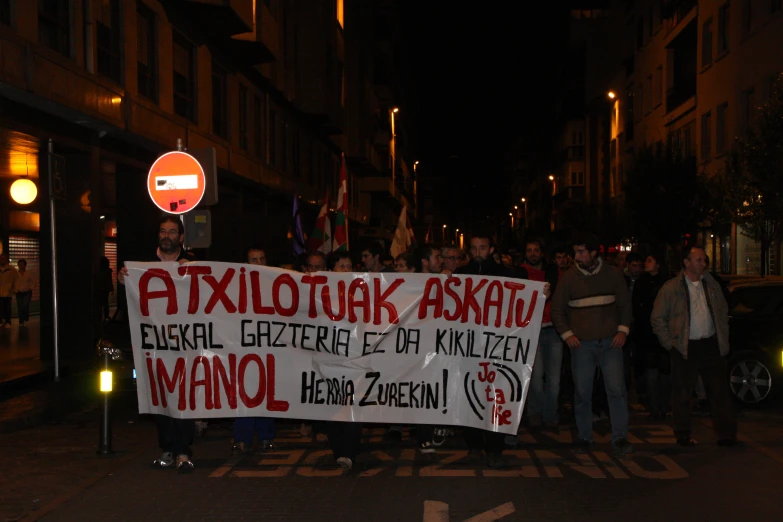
[15,259,36,327]
[118,214,197,473]
[0,255,19,328]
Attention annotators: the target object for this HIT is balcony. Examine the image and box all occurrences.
[178,0,253,36]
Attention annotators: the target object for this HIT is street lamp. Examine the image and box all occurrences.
[442,224,447,242]
[520,198,527,227]
[10,178,38,204]
[607,91,616,99]
[390,108,399,196]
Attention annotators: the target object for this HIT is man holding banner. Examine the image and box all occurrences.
[118,214,197,473]
[123,232,546,472]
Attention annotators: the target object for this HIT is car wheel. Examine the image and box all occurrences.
[728,352,773,405]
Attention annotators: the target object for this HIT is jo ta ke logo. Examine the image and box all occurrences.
[463,362,523,426]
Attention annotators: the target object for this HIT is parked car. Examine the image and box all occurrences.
[726,280,783,405]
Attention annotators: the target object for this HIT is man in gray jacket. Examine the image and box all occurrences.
[650,245,737,447]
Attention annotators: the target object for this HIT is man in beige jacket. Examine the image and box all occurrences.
[650,245,737,447]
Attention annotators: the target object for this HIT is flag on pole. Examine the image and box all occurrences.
[424,223,432,243]
[390,205,413,257]
[332,153,349,252]
[292,193,306,257]
[307,191,332,254]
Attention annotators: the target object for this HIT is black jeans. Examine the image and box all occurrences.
[328,421,362,460]
[463,428,505,456]
[671,336,737,440]
[155,415,195,456]
[0,296,11,324]
[16,291,32,322]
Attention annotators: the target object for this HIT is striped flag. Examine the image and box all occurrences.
[332,153,349,252]
[307,191,332,254]
[292,193,306,257]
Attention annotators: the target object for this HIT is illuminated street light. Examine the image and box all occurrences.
[521,197,526,203]
[607,91,616,99]
[514,205,518,210]
[548,175,555,181]
[392,107,399,113]
[10,178,38,204]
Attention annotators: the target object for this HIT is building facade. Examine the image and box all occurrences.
[552,0,783,274]
[0,0,416,361]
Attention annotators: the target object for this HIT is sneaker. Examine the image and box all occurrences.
[300,423,313,437]
[486,453,505,469]
[231,441,246,454]
[261,440,277,452]
[316,432,329,443]
[336,456,353,470]
[152,451,174,468]
[573,440,593,455]
[195,421,208,437]
[418,441,436,454]
[611,437,635,457]
[504,435,519,447]
[176,454,194,473]
[432,427,448,446]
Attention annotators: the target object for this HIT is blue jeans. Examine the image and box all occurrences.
[571,337,629,443]
[526,327,563,424]
[233,417,275,444]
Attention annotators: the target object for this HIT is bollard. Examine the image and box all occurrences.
[97,340,122,456]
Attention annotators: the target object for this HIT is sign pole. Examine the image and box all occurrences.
[48,139,61,382]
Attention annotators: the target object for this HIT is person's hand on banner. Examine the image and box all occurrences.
[565,335,580,349]
[118,265,128,284]
[543,282,551,298]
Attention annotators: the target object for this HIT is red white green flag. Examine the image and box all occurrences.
[307,191,332,254]
[332,153,349,252]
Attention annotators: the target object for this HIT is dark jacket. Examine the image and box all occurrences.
[632,271,669,340]
[455,259,528,279]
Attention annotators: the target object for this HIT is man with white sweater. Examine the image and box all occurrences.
[551,235,634,456]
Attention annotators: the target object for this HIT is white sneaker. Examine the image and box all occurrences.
[152,452,174,468]
[176,454,194,473]
[336,457,353,470]
[418,442,436,454]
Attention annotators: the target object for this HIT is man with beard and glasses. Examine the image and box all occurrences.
[118,214,197,473]
[551,234,634,457]
[455,232,528,468]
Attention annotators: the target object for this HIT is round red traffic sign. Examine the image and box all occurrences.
[147,151,206,214]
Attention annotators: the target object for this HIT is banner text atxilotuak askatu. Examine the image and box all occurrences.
[125,262,546,435]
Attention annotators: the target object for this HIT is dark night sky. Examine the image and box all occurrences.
[399,3,568,218]
[400,5,568,158]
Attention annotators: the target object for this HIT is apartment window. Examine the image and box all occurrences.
[173,33,196,122]
[741,0,752,36]
[96,0,122,84]
[281,121,288,172]
[626,89,635,141]
[682,121,695,158]
[253,95,263,159]
[716,102,729,154]
[211,62,228,139]
[702,18,713,67]
[292,131,300,178]
[653,65,663,107]
[336,0,344,28]
[571,171,584,186]
[645,75,653,114]
[636,15,644,48]
[741,87,756,137]
[238,85,248,151]
[338,60,345,107]
[1,0,11,26]
[39,0,71,56]
[268,110,277,165]
[701,112,712,160]
[137,3,158,102]
[718,2,730,54]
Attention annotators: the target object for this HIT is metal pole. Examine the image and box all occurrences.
[390,111,396,197]
[48,139,61,382]
[98,348,113,455]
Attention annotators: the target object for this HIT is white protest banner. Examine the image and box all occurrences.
[125,262,545,435]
